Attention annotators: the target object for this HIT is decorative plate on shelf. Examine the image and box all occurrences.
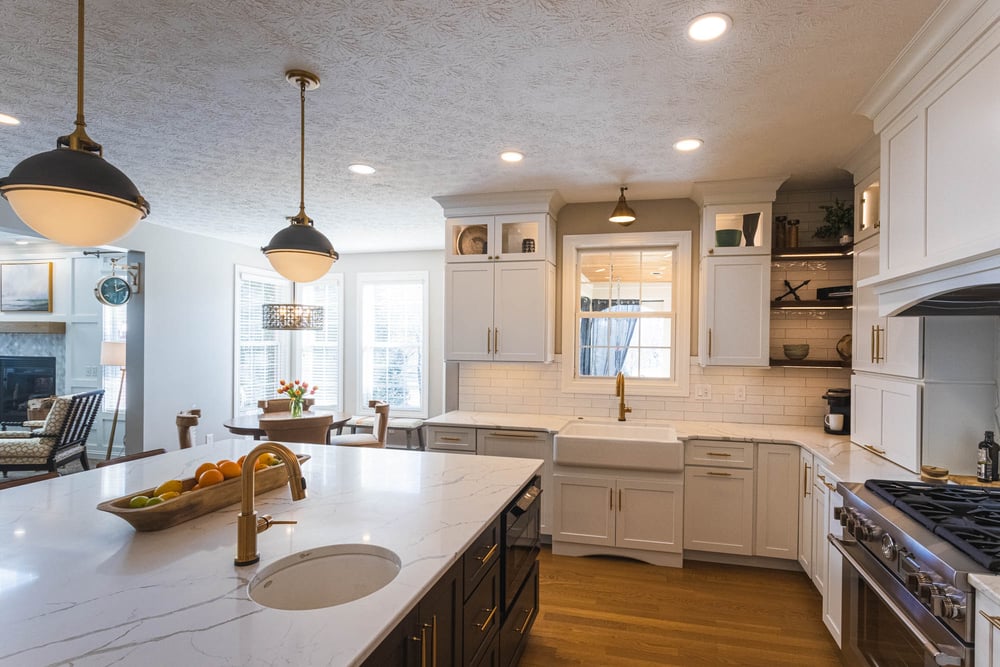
[457,225,488,255]
[836,334,852,362]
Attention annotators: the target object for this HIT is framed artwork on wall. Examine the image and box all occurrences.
[0,262,53,312]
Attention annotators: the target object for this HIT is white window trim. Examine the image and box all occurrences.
[560,231,691,397]
[355,271,430,418]
[293,273,345,413]
[232,264,291,416]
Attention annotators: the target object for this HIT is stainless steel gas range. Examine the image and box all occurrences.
[832,480,1000,667]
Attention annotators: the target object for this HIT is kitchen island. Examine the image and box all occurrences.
[0,441,542,666]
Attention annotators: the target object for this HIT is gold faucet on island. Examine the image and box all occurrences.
[235,441,307,567]
[616,372,632,422]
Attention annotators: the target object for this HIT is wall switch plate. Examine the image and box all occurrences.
[694,384,712,400]
[734,385,746,401]
[205,433,214,446]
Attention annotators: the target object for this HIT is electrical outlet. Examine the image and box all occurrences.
[205,433,214,446]
[694,384,712,400]
[85,365,98,378]
[734,385,746,401]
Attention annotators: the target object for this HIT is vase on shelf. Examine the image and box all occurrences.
[290,397,304,418]
[742,213,761,247]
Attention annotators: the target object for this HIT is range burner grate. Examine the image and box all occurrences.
[865,479,1000,571]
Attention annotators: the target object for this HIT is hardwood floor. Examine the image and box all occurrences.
[519,547,844,666]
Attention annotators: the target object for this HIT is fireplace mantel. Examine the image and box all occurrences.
[0,322,66,334]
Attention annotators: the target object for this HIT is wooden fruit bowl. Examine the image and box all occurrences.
[97,454,310,532]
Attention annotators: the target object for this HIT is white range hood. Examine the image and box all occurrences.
[863,250,1000,317]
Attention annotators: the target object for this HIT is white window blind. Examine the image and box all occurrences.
[234,267,291,415]
[102,305,128,413]
[298,275,343,411]
[358,272,428,418]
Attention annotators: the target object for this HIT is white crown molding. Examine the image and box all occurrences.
[689,176,789,207]
[841,135,880,183]
[855,0,995,129]
[432,190,566,219]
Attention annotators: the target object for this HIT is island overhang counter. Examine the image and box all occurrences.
[0,440,542,666]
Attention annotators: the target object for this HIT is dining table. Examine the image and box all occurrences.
[222,410,349,440]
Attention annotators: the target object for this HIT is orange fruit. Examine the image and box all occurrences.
[198,468,225,487]
[254,461,268,472]
[237,455,246,467]
[218,460,242,479]
[191,483,202,491]
[195,462,218,479]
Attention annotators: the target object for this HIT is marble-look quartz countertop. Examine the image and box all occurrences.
[0,442,542,666]
[425,411,920,483]
[971,573,1000,606]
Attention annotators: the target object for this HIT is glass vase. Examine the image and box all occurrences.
[290,397,303,418]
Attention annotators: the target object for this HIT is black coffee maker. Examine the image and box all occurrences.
[822,388,851,435]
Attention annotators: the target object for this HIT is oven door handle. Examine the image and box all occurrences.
[828,536,963,667]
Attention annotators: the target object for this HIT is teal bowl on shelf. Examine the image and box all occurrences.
[715,229,743,247]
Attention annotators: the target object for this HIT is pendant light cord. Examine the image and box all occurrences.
[77,0,85,125]
[299,78,306,214]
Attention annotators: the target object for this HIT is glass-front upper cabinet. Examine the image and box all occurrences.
[446,214,555,263]
[854,169,880,243]
[701,203,773,256]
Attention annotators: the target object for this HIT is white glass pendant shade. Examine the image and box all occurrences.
[1,148,148,246]
[264,249,335,283]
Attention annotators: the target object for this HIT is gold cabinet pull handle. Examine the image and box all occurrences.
[708,328,713,357]
[411,625,427,667]
[477,543,498,566]
[494,327,499,354]
[516,607,536,634]
[863,443,887,456]
[707,471,732,477]
[706,452,732,457]
[487,431,539,439]
[476,605,498,633]
[803,463,811,497]
[818,473,827,482]
[486,327,491,354]
[980,611,1000,631]
[438,436,463,442]
[874,325,885,362]
[429,615,438,667]
[609,487,613,510]
[824,481,837,492]
[618,488,622,511]
[870,324,877,364]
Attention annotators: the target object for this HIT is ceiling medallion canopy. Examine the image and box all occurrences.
[0,0,149,246]
[261,70,338,283]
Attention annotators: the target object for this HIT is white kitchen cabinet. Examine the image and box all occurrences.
[797,448,814,577]
[852,235,921,377]
[552,472,683,566]
[700,202,773,256]
[851,373,921,472]
[425,425,478,454]
[699,255,770,366]
[754,444,799,560]
[683,466,755,555]
[810,462,843,648]
[477,429,553,535]
[976,591,1000,667]
[444,260,554,362]
[445,214,555,264]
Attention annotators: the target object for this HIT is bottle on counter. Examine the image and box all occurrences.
[984,431,1000,482]
[977,434,994,483]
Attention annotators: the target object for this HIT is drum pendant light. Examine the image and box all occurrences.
[0,0,149,246]
[261,70,338,283]
[609,186,636,226]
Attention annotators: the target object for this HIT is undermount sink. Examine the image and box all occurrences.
[248,544,401,611]
[554,420,683,471]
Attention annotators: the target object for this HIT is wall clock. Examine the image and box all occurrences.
[95,275,132,306]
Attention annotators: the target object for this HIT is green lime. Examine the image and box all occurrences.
[128,495,150,508]
[145,496,164,506]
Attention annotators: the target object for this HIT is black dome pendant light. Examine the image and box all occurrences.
[261,70,338,283]
[0,0,149,246]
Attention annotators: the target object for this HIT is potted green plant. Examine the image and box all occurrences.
[814,199,854,244]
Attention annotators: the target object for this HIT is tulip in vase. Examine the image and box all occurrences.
[277,379,317,418]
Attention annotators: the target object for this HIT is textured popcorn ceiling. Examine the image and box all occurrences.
[0,0,940,254]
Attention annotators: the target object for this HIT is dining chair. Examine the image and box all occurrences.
[0,471,59,490]
[257,397,315,413]
[263,414,333,444]
[96,448,167,468]
[329,401,389,448]
[176,409,201,449]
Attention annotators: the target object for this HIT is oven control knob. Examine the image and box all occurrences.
[931,589,965,620]
[880,534,898,561]
[906,571,931,596]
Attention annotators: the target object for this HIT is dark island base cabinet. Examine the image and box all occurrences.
[364,477,541,667]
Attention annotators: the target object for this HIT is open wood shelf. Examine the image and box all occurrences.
[771,299,852,310]
[772,246,853,259]
[0,322,66,334]
[769,358,851,369]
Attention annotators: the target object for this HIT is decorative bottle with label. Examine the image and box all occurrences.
[977,435,994,483]
[984,431,999,482]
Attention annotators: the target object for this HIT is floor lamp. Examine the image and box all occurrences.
[101,342,126,460]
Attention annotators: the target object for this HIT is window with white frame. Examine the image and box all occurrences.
[561,232,691,396]
[357,271,428,418]
[234,267,343,415]
[102,305,128,412]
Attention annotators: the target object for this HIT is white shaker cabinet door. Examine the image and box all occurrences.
[616,478,683,554]
[700,255,770,366]
[683,466,754,555]
[493,261,552,362]
[444,263,495,361]
[553,474,615,547]
[754,443,799,560]
[798,448,814,577]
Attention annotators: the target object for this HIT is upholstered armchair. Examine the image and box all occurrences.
[0,390,104,476]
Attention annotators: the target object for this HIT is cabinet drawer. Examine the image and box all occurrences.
[685,440,755,468]
[464,517,501,597]
[426,425,478,453]
[464,561,501,666]
[500,561,539,667]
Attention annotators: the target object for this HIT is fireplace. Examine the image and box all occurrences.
[0,356,57,425]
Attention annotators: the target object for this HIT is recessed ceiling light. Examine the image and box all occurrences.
[348,163,376,175]
[673,138,704,152]
[0,113,20,126]
[687,13,732,41]
[14,239,30,245]
[500,151,524,163]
